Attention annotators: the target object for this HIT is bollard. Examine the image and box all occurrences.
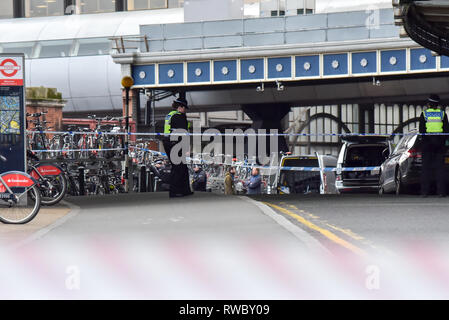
[78,167,85,196]
[147,170,154,192]
[139,166,147,192]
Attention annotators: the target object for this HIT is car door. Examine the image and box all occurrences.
[383,137,408,191]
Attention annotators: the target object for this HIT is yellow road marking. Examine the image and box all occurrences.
[288,204,320,219]
[326,223,365,241]
[264,202,367,257]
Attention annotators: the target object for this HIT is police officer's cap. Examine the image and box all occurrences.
[173,97,188,109]
[428,94,440,105]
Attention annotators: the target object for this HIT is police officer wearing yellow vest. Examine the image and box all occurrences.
[163,97,193,198]
[419,94,449,197]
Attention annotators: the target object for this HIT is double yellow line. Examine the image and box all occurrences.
[263,202,367,257]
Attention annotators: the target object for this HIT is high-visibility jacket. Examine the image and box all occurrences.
[164,110,181,134]
[424,108,445,133]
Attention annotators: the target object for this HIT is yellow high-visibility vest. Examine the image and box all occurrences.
[424,108,444,133]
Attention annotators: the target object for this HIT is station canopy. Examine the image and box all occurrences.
[394,0,449,56]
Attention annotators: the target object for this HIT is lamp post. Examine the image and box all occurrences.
[121,76,134,193]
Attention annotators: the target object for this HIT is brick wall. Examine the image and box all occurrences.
[26,102,64,131]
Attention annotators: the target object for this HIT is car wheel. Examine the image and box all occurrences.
[378,174,384,196]
[395,169,403,195]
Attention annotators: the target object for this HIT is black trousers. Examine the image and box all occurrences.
[421,149,446,195]
[163,139,192,197]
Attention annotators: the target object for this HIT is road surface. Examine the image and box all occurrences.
[1,192,449,299]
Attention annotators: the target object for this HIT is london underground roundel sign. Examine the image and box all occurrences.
[0,56,24,86]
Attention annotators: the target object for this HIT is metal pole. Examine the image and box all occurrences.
[152,89,156,132]
[121,76,134,193]
[125,87,130,192]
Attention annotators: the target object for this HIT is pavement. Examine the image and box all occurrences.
[0,204,71,247]
[2,192,449,299]
[34,192,316,246]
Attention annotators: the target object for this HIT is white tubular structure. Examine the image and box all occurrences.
[0,9,183,113]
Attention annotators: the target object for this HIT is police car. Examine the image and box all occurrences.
[276,154,337,195]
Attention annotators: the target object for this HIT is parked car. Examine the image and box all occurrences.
[378,131,449,195]
[335,135,392,193]
[276,154,337,194]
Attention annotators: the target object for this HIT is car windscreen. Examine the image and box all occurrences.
[282,158,319,168]
[279,158,320,193]
[344,145,387,167]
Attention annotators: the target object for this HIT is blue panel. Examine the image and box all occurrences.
[213,60,237,82]
[381,50,406,73]
[323,53,348,76]
[295,55,320,77]
[187,61,210,83]
[268,57,292,79]
[352,52,377,74]
[158,63,184,84]
[410,48,436,70]
[240,58,264,81]
[132,65,155,86]
[442,55,449,69]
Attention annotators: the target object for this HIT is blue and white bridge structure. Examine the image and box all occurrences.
[113,8,449,135]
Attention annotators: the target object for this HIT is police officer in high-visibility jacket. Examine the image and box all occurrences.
[419,94,449,197]
[162,97,193,198]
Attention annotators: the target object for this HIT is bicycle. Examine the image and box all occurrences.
[0,154,41,224]
[26,111,50,160]
[27,151,68,206]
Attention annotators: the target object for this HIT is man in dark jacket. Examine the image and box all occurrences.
[163,97,193,198]
[244,168,262,195]
[191,165,207,192]
[419,94,449,197]
[150,160,171,191]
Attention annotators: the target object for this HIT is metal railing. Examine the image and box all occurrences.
[110,35,150,54]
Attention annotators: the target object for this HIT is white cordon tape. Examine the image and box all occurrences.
[278,166,380,172]
[186,157,379,173]
[128,148,380,173]
[26,130,449,137]
[129,146,167,157]
[30,145,379,173]
[30,147,127,153]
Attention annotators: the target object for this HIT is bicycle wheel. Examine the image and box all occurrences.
[0,184,41,224]
[38,173,68,206]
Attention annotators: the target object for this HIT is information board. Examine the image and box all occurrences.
[0,55,25,173]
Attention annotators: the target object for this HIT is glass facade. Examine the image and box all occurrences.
[2,0,317,19]
[0,38,114,59]
[127,0,184,10]
[0,42,35,58]
[79,0,115,13]
[168,0,183,8]
[25,0,65,17]
[259,0,315,17]
[0,1,14,19]
[76,37,111,56]
[38,40,73,58]
[2,0,186,18]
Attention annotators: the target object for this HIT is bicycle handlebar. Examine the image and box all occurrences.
[27,111,48,118]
